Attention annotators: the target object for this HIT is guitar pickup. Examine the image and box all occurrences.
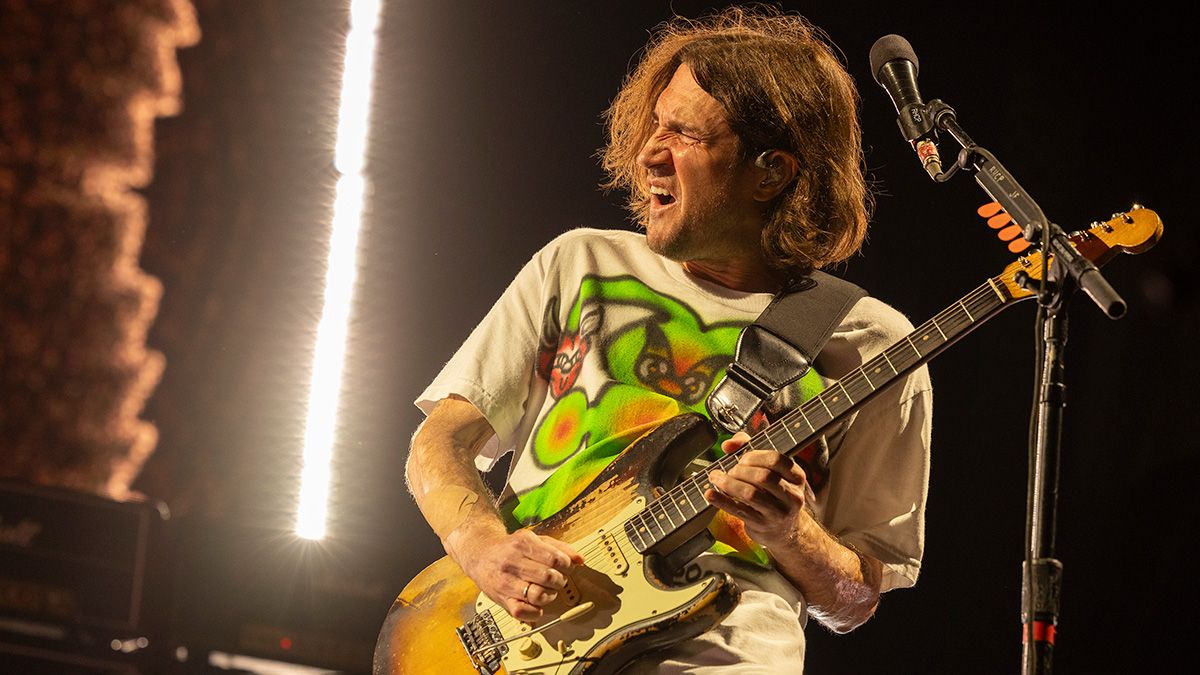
[598,531,629,576]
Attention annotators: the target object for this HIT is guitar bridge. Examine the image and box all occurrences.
[456,609,506,674]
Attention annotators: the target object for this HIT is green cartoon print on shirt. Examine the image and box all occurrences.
[510,275,826,565]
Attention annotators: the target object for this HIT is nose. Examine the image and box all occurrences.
[636,132,670,173]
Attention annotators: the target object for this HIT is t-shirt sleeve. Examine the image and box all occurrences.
[818,299,933,592]
[826,383,931,591]
[414,241,555,471]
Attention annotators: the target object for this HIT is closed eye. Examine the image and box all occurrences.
[651,114,703,145]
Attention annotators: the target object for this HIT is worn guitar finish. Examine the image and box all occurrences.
[374,208,1162,675]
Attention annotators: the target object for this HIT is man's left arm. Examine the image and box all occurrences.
[705,434,883,633]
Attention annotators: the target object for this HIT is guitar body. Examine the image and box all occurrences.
[373,413,741,675]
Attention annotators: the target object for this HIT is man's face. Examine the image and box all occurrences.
[636,64,763,264]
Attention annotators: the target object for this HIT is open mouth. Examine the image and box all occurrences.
[649,186,675,207]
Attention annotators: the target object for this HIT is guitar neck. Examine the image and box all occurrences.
[624,274,1017,554]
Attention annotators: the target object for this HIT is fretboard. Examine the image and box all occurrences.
[624,275,1013,553]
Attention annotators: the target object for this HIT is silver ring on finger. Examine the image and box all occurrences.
[523,582,531,601]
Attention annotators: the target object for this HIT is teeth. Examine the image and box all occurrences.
[649,186,672,197]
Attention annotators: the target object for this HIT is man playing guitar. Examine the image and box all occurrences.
[403,6,931,672]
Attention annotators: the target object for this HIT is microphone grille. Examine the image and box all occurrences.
[869,34,919,82]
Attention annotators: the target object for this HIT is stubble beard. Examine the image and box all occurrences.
[643,189,747,265]
[643,214,693,262]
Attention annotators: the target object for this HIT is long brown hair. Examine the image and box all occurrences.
[601,6,871,274]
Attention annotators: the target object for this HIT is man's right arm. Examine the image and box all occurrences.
[406,395,583,622]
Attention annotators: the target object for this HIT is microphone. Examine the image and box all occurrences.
[869,34,943,180]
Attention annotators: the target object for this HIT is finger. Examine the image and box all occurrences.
[703,485,768,525]
[720,431,752,455]
[507,597,543,622]
[539,534,585,566]
[514,530,577,572]
[507,557,568,590]
[484,586,543,622]
[736,450,808,485]
[520,581,559,608]
[724,462,803,507]
[708,469,790,517]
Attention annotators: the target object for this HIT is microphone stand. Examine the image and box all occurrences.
[917,99,1127,675]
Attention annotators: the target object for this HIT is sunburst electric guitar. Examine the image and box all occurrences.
[374,207,1162,675]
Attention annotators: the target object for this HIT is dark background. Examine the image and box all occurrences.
[131,1,1195,672]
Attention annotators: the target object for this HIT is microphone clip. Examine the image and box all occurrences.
[896,102,935,144]
[920,99,964,182]
[898,103,945,180]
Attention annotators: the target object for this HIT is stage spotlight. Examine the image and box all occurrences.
[296,0,382,541]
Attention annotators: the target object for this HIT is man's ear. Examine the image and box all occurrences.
[752,150,799,202]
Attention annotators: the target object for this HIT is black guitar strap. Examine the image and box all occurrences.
[706,270,866,433]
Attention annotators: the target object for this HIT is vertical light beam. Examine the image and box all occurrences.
[296,0,382,540]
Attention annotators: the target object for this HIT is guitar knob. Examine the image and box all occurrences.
[517,637,542,659]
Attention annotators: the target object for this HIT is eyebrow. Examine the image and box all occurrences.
[652,108,706,137]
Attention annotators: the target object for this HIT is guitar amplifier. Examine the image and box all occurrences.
[0,478,171,669]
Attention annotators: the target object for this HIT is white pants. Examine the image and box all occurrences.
[622,558,808,674]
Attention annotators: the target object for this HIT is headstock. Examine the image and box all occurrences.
[996,206,1163,301]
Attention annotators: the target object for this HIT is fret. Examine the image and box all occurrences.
[761,432,780,452]
[973,285,1006,316]
[938,309,971,336]
[767,425,793,452]
[967,295,995,321]
[951,290,997,334]
[694,477,715,510]
[681,480,701,513]
[897,337,923,367]
[778,418,800,446]
[716,452,740,473]
[627,516,648,551]
[794,407,815,434]
[985,277,1006,302]
[820,387,848,422]
[841,371,876,404]
[880,351,899,375]
[930,316,948,341]
[673,486,694,518]
[813,396,835,426]
[706,457,728,482]
[646,504,667,540]
[654,499,676,528]
[835,381,854,405]
[858,366,879,391]
[905,330,939,358]
[862,358,889,389]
